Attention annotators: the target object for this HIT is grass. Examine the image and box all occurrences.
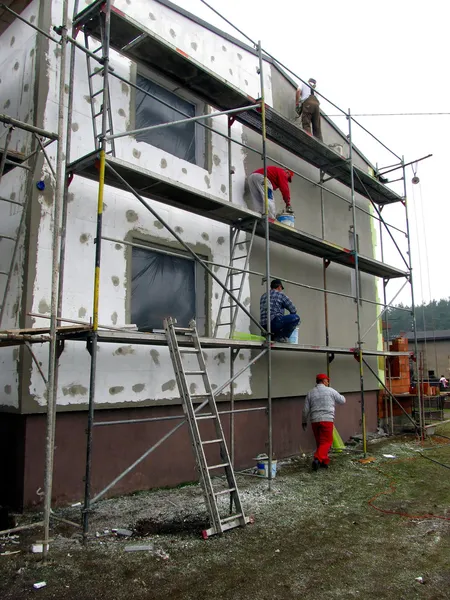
[2,424,450,599]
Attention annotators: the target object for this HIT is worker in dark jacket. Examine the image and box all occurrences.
[295,78,323,142]
[260,279,300,342]
[302,373,346,470]
[247,166,294,219]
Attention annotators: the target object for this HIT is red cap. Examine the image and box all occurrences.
[316,373,329,381]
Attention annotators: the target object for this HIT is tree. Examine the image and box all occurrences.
[386,298,450,336]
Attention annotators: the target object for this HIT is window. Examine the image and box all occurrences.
[131,245,207,334]
[135,74,205,167]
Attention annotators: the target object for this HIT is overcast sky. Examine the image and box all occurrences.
[172,0,449,308]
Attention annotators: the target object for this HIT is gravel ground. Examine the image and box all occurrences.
[2,427,450,599]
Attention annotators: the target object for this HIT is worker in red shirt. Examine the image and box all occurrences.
[247,166,294,219]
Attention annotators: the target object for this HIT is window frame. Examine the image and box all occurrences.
[126,237,210,336]
[130,63,209,170]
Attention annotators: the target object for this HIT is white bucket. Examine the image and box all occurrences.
[277,212,295,228]
[288,327,299,345]
[257,459,277,479]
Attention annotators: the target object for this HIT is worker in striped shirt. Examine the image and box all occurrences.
[302,373,346,471]
[260,279,300,343]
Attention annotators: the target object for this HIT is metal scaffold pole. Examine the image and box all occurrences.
[83,0,112,539]
[348,109,367,455]
[43,0,69,556]
[402,158,423,437]
[257,41,273,489]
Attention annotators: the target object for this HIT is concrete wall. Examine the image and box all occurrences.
[2,0,382,414]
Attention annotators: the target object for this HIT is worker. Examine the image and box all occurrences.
[260,279,300,342]
[302,373,346,471]
[295,78,323,142]
[439,375,449,389]
[247,166,294,219]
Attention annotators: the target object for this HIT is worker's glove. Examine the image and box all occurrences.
[295,102,303,117]
[302,422,307,431]
[285,205,294,214]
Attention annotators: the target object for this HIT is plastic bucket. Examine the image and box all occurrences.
[257,459,277,479]
[277,212,295,228]
[288,327,299,345]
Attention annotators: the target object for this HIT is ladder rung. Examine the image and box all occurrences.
[201,438,223,445]
[232,255,248,261]
[93,110,103,118]
[207,462,229,470]
[180,348,199,354]
[88,69,103,78]
[219,305,234,310]
[221,513,243,524]
[216,322,232,326]
[191,394,210,399]
[196,414,217,421]
[91,89,103,98]
[214,488,236,496]
[184,370,205,375]
[173,327,193,333]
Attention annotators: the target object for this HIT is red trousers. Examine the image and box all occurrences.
[311,421,334,464]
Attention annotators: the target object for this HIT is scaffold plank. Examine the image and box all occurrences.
[68,152,407,280]
[73,3,403,207]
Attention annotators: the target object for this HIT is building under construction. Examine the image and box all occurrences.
[0,0,420,540]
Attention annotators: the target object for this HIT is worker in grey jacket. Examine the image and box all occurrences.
[302,373,346,471]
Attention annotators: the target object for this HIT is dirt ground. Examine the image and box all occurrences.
[2,424,450,600]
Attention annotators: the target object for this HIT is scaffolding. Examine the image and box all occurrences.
[0,0,423,551]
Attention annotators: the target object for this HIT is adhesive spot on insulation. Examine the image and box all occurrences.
[30,15,36,23]
[162,379,176,392]
[126,209,138,222]
[4,385,11,395]
[109,386,124,395]
[79,233,90,244]
[71,123,79,132]
[229,69,233,76]
[114,345,135,356]
[221,184,226,193]
[182,168,187,174]
[237,53,243,60]
[244,80,249,86]
[3,99,10,109]
[213,154,221,166]
[213,265,220,273]
[13,349,19,361]
[62,384,88,397]
[118,108,126,117]
[84,95,93,105]
[217,236,225,245]
[222,45,227,52]
[175,226,184,234]
[111,311,118,325]
[38,299,50,314]
[115,244,122,251]
[111,276,120,287]
[154,220,164,229]
[24,84,29,92]
[214,352,226,364]
[78,307,87,318]
[201,232,209,241]
[53,47,61,59]
[189,383,197,394]
[121,82,129,95]
[149,12,156,20]
[211,384,218,390]
[14,61,20,71]
[191,42,198,51]
[64,84,69,94]
[214,292,219,299]
[68,193,74,203]
[132,383,145,393]
[9,36,15,47]
[210,56,215,62]
[160,158,167,169]
[169,28,176,38]
[150,349,160,366]
[30,48,35,57]
[244,297,250,306]
[10,192,16,200]
[239,353,245,360]
[132,148,141,159]
[204,175,211,189]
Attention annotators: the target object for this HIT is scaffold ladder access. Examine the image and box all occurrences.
[214,220,258,338]
[164,317,250,538]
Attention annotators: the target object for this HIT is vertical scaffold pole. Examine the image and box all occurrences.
[319,177,330,374]
[83,0,112,538]
[257,41,273,489]
[348,109,367,455]
[402,157,423,438]
[43,0,68,556]
[227,116,235,497]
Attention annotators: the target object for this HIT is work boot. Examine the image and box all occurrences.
[320,462,329,469]
[312,458,320,472]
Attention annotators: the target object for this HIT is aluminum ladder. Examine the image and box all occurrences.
[164,317,250,538]
[213,220,257,338]
[83,29,116,156]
